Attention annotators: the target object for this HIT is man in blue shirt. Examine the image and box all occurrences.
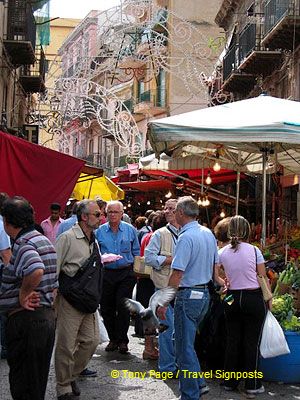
[158,196,218,400]
[56,202,78,238]
[95,201,140,354]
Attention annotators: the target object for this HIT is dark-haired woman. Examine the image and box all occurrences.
[216,215,271,396]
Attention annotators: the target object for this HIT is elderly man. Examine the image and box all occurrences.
[158,196,218,400]
[0,196,57,400]
[144,199,179,370]
[95,200,140,354]
[55,200,102,400]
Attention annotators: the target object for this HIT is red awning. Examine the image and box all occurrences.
[143,168,244,185]
[118,179,173,192]
[0,131,85,222]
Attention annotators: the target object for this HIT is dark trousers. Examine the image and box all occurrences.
[224,289,267,391]
[135,277,155,336]
[0,314,7,355]
[101,268,136,344]
[6,308,56,400]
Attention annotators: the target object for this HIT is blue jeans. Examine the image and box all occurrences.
[158,304,176,372]
[174,288,210,400]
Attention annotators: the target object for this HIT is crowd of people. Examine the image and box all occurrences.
[0,192,271,400]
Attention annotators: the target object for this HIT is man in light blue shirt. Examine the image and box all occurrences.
[158,196,218,400]
[95,201,140,354]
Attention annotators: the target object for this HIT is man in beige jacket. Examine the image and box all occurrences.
[55,200,101,400]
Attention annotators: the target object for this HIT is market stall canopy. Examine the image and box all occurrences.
[148,95,300,175]
[0,130,85,222]
[117,179,173,192]
[72,174,124,201]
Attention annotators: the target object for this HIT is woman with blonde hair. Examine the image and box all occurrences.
[216,215,271,396]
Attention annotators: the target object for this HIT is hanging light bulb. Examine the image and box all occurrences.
[205,171,212,185]
[220,210,225,218]
[147,200,151,205]
[213,161,221,172]
[128,202,132,208]
[160,199,163,203]
[213,151,221,172]
[124,206,127,210]
[197,197,202,206]
[165,190,172,199]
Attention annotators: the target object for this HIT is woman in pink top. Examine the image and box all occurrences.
[216,215,271,396]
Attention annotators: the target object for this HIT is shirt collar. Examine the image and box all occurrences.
[179,220,199,234]
[106,221,124,233]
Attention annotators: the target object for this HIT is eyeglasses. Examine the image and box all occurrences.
[88,212,101,218]
[107,210,122,214]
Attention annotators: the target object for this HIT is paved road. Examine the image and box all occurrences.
[0,326,299,399]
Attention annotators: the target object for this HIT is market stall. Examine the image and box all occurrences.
[148,94,300,245]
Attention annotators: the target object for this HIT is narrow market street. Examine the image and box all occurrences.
[0,325,299,400]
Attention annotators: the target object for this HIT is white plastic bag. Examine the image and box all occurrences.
[260,311,290,358]
[96,310,109,344]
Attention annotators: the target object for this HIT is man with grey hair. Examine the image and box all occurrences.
[55,200,102,400]
[157,196,218,400]
[95,200,140,354]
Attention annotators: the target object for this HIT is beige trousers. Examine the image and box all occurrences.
[55,294,99,396]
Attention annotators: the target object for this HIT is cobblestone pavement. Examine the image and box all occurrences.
[0,326,300,400]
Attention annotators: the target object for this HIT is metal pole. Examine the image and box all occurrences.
[235,171,240,215]
[261,149,267,248]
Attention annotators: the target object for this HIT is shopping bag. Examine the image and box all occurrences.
[96,310,109,344]
[260,311,290,358]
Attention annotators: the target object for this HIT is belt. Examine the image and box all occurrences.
[178,283,209,291]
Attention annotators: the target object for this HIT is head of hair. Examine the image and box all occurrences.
[152,211,167,231]
[147,211,156,227]
[214,217,231,243]
[176,196,199,218]
[96,199,107,210]
[165,198,178,207]
[50,202,61,211]
[71,202,79,215]
[106,200,124,213]
[0,192,9,214]
[228,215,251,251]
[145,209,154,219]
[1,196,34,228]
[76,200,97,222]
[135,216,147,230]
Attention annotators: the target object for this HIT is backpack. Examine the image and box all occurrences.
[58,242,103,313]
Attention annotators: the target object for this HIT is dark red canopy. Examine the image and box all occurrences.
[0,131,85,222]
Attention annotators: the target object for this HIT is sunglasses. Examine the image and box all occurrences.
[89,211,101,218]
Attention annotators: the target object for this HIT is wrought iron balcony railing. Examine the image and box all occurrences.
[238,23,259,64]
[223,45,238,82]
[19,46,46,93]
[264,0,300,35]
[4,0,36,65]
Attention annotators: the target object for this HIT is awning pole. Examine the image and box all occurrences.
[261,148,267,248]
[235,171,240,215]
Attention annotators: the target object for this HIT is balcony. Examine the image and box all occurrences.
[222,24,282,94]
[222,45,256,94]
[133,88,167,116]
[19,46,46,93]
[262,0,300,50]
[3,0,36,66]
[238,24,282,76]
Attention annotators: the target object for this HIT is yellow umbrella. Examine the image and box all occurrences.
[72,174,124,201]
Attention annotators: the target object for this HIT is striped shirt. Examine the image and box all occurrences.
[0,229,58,312]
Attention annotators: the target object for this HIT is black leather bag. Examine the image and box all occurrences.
[59,243,103,313]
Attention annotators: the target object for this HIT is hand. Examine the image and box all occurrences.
[20,291,40,311]
[157,305,167,320]
[267,298,272,311]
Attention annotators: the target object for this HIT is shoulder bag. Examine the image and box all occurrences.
[254,246,273,302]
[59,242,103,313]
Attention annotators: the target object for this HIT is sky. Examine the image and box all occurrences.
[50,0,121,19]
